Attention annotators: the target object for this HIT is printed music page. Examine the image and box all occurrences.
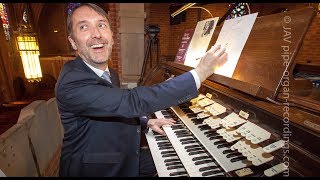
[214,12,258,78]
[184,17,219,68]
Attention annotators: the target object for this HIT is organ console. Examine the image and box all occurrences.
[142,7,320,177]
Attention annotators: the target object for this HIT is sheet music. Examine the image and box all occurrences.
[184,17,219,68]
[214,13,258,78]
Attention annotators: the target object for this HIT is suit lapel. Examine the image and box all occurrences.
[74,56,119,88]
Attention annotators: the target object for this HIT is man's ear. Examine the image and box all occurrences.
[68,36,77,50]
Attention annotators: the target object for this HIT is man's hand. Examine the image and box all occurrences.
[195,44,228,82]
[147,118,176,136]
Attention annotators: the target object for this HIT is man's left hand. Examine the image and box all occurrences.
[147,118,176,136]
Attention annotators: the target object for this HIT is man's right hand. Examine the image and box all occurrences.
[194,44,228,82]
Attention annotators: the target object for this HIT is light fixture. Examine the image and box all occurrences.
[171,3,196,18]
[171,3,213,18]
[16,24,42,82]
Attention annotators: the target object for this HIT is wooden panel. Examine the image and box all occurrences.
[208,7,316,99]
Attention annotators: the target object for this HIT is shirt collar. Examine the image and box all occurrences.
[82,60,109,77]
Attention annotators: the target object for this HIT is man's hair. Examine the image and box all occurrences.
[67,3,111,37]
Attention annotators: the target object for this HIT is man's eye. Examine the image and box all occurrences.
[80,25,87,30]
[99,23,106,28]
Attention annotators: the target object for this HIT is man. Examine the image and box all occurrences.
[55,3,227,177]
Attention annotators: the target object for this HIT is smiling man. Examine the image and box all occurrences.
[55,3,227,177]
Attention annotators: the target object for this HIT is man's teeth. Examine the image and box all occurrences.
[91,44,104,48]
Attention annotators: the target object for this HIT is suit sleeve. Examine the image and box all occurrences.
[56,71,198,118]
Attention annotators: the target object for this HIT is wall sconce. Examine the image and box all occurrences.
[171,3,213,18]
[16,28,42,82]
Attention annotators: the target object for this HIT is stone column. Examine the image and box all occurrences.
[118,3,145,88]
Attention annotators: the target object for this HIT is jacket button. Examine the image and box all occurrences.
[136,150,139,155]
[137,129,140,133]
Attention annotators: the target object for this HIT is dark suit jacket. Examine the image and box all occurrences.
[55,56,198,177]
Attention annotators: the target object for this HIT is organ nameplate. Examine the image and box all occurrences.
[239,110,249,119]
[236,122,271,144]
[235,167,253,177]
[204,103,226,116]
[263,140,285,153]
[203,116,222,129]
[264,163,288,177]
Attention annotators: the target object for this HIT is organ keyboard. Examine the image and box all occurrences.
[142,7,320,177]
[146,94,287,177]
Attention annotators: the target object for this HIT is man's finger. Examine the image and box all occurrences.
[217,52,228,66]
[214,46,226,57]
[208,44,221,53]
[152,126,166,136]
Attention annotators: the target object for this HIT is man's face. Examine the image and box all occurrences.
[68,6,113,69]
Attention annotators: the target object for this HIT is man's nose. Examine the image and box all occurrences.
[91,26,102,38]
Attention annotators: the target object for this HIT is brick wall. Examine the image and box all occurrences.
[296,11,320,65]
[108,3,122,79]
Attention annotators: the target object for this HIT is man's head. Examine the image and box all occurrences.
[67,3,114,70]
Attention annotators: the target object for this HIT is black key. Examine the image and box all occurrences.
[155,136,168,141]
[226,152,242,158]
[181,140,197,145]
[174,130,189,134]
[199,166,219,172]
[194,159,213,165]
[204,130,217,135]
[185,144,202,149]
[230,156,247,162]
[222,149,234,154]
[164,158,180,163]
[192,155,211,161]
[187,113,198,118]
[157,141,170,146]
[152,131,162,135]
[161,150,176,155]
[186,147,203,152]
[209,136,222,140]
[161,110,169,115]
[197,124,208,129]
[202,170,223,176]
[162,153,177,158]
[171,126,186,130]
[158,143,172,147]
[167,165,185,170]
[217,143,232,149]
[177,134,193,138]
[199,125,211,131]
[179,137,195,142]
[206,133,220,138]
[213,140,227,145]
[189,150,205,155]
[165,161,183,166]
[159,146,173,150]
[169,171,188,176]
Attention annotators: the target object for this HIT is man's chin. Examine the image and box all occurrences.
[93,59,108,64]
